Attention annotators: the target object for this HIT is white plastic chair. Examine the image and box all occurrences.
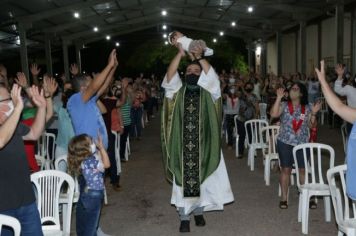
[31,170,75,236]
[37,132,56,170]
[341,123,348,155]
[233,115,241,157]
[245,119,269,171]
[261,125,280,186]
[0,214,21,236]
[293,143,335,235]
[125,136,130,161]
[111,130,122,174]
[259,103,268,121]
[317,97,328,125]
[327,164,356,236]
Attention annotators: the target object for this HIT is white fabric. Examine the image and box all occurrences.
[334,79,356,108]
[171,152,234,215]
[161,67,221,101]
[177,36,214,57]
[224,97,239,115]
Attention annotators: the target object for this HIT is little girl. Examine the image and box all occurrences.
[67,134,110,236]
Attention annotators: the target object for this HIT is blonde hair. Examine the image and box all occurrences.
[67,134,92,177]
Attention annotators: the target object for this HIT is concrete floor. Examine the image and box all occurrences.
[95,116,345,236]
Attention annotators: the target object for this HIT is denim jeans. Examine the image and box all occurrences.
[0,201,43,236]
[76,190,104,236]
[130,107,143,138]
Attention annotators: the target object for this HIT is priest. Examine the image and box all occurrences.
[161,42,234,233]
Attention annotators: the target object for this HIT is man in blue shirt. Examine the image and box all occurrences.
[68,49,118,149]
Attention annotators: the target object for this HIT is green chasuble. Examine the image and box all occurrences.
[161,84,222,197]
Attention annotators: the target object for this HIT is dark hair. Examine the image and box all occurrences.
[187,61,202,71]
[62,89,75,109]
[288,82,308,105]
[244,82,254,89]
[71,74,88,93]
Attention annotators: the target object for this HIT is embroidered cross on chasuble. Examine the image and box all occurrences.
[183,87,201,197]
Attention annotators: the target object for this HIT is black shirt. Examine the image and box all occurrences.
[0,123,35,211]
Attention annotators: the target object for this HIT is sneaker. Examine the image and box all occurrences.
[194,215,206,226]
[179,220,190,233]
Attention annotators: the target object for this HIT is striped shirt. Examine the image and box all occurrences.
[120,97,132,126]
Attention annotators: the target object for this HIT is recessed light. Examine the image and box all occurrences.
[106,35,111,40]
[164,41,169,45]
[219,31,224,36]
[247,6,254,13]
[161,10,167,16]
[162,24,167,30]
[74,12,80,18]
[163,33,167,38]
[213,38,217,43]
[231,21,236,27]
[115,42,120,47]
[93,27,98,32]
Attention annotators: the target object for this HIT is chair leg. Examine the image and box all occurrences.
[324,196,331,222]
[298,193,302,223]
[265,158,270,186]
[301,191,310,234]
[235,135,239,158]
[337,230,344,236]
[278,184,281,197]
[62,203,68,233]
[250,148,255,171]
[104,187,108,205]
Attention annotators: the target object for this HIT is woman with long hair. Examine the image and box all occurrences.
[270,82,321,209]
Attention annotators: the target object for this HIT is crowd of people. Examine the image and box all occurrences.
[0,42,355,235]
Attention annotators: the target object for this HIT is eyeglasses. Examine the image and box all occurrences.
[0,97,11,103]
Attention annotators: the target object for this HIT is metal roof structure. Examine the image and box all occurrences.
[1,0,355,59]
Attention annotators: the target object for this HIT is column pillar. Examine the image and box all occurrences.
[44,34,53,76]
[317,22,322,64]
[62,39,70,81]
[18,23,30,80]
[276,31,282,76]
[336,3,344,64]
[75,41,82,73]
[299,21,307,74]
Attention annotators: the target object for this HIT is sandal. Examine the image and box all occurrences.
[309,200,317,209]
[279,201,288,209]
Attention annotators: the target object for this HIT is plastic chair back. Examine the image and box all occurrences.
[0,214,21,236]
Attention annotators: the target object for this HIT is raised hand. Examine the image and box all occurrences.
[335,64,345,77]
[122,77,129,89]
[276,87,285,99]
[30,63,41,77]
[315,60,326,84]
[190,45,203,59]
[108,49,117,68]
[29,86,46,109]
[96,133,104,150]
[70,63,79,75]
[177,43,186,57]
[312,100,322,114]
[15,72,28,88]
[43,77,58,97]
[10,84,23,111]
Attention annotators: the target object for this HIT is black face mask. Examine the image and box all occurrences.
[245,88,253,93]
[185,74,200,86]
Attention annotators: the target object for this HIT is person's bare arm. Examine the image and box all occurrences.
[15,72,32,98]
[82,49,117,103]
[96,135,110,168]
[97,100,107,114]
[166,45,185,83]
[97,61,118,98]
[0,85,24,149]
[315,60,356,124]
[43,76,58,122]
[23,86,47,141]
[270,88,284,118]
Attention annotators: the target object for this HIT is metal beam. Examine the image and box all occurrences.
[299,21,307,74]
[336,3,344,64]
[16,0,108,24]
[75,41,83,73]
[276,31,282,76]
[44,34,53,76]
[62,40,70,81]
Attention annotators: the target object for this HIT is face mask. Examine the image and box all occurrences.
[230,89,235,94]
[229,78,235,84]
[185,74,200,86]
[289,90,300,100]
[90,143,96,154]
[0,101,14,118]
[245,88,253,93]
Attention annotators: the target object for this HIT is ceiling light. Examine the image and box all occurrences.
[115,42,120,47]
[163,33,167,38]
[93,27,98,32]
[231,21,236,27]
[247,6,254,13]
[219,31,224,36]
[74,12,80,18]
[161,10,167,16]
[213,38,217,43]
[164,41,169,45]
[106,35,111,40]
[162,24,167,30]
